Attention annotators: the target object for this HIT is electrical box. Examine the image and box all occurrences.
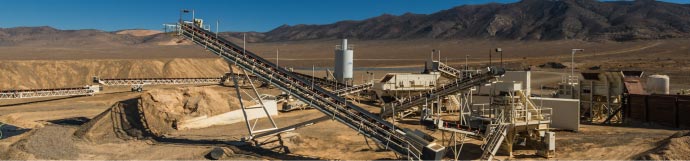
[545,132,555,150]
[538,131,556,158]
[422,142,446,160]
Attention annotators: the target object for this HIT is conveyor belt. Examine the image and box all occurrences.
[94,77,225,86]
[291,72,350,89]
[95,72,369,96]
[380,68,504,118]
[176,20,441,160]
[0,86,99,99]
[334,83,373,96]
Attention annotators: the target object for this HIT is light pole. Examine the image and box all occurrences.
[571,49,584,78]
[488,49,492,67]
[180,9,190,22]
[496,48,503,68]
[465,55,469,70]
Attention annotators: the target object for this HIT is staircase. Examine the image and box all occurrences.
[481,123,509,161]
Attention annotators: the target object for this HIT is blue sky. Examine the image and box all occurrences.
[1,0,688,32]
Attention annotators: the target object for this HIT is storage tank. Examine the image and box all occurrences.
[334,39,353,83]
[646,75,670,94]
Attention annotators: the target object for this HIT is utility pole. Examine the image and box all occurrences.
[438,50,441,64]
[496,48,503,68]
[489,49,492,67]
[465,55,469,70]
[571,49,584,79]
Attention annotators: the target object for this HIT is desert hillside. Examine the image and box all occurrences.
[115,29,162,37]
[0,38,688,90]
[261,0,690,41]
[0,58,230,89]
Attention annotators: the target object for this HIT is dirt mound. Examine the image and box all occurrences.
[74,98,148,143]
[75,86,243,143]
[538,62,567,69]
[0,58,230,89]
[637,130,690,160]
[115,30,162,37]
[157,37,192,46]
[137,87,242,136]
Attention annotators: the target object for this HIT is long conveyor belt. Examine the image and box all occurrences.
[0,86,99,99]
[94,73,370,96]
[93,77,225,86]
[380,68,504,118]
[176,20,442,160]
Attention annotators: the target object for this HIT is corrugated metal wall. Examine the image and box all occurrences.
[647,95,677,127]
[628,94,648,121]
[678,96,690,128]
[626,94,690,128]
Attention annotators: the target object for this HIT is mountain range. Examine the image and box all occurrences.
[258,0,690,41]
[1,0,689,46]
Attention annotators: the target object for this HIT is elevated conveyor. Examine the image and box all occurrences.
[380,68,504,118]
[435,61,464,79]
[93,77,225,86]
[0,86,100,99]
[291,71,350,89]
[333,83,373,96]
[175,20,442,160]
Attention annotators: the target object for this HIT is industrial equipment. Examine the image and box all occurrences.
[174,18,446,160]
[334,39,354,84]
[379,67,505,118]
[0,85,101,99]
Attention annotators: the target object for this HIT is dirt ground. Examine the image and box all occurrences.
[1,39,689,160]
[1,83,687,160]
[1,39,690,91]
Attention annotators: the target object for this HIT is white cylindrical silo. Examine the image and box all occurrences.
[646,75,670,94]
[334,39,353,83]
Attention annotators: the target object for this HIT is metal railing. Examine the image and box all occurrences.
[437,62,463,78]
[0,86,98,99]
[94,77,224,86]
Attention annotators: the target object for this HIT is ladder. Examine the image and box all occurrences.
[481,123,508,161]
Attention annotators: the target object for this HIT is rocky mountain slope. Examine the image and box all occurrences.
[1,0,689,44]
[261,0,690,41]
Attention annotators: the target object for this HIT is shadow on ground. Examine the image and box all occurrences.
[0,123,31,139]
[48,117,91,126]
[0,96,85,107]
[152,137,322,160]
